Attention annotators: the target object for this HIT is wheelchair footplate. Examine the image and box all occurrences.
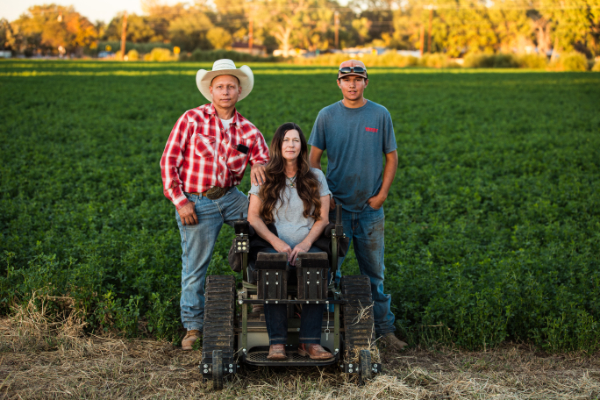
[242,345,339,367]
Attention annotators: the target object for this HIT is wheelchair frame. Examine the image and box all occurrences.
[200,206,382,389]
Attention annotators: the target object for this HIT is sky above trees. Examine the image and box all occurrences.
[2,0,149,24]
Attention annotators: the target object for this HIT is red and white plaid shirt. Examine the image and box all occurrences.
[160,104,269,209]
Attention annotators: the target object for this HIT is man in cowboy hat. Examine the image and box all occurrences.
[308,60,407,351]
[160,59,269,350]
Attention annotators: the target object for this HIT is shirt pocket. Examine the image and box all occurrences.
[192,133,215,159]
[226,135,252,172]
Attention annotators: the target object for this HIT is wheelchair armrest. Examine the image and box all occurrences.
[323,223,335,238]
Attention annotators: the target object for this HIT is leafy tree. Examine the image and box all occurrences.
[292,0,335,51]
[0,19,15,51]
[207,27,233,49]
[349,0,395,44]
[391,5,423,50]
[253,0,338,56]
[352,17,372,45]
[213,0,247,33]
[104,14,155,43]
[141,0,187,43]
[169,11,214,51]
[9,4,96,55]
[253,0,300,56]
[540,0,600,57]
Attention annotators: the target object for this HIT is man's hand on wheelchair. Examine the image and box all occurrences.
[290,241,311,266]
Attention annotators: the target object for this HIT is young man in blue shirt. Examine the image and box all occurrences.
[308,60,406,350]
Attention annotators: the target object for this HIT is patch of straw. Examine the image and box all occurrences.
[0,292,87,353]
[351,300,374,326]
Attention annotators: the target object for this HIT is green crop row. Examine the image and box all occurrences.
[1,61,599,351]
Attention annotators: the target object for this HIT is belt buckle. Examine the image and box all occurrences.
[206,186,227,200]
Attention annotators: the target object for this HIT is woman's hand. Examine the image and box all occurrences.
[290,241,311,266]
[272,238,292,260]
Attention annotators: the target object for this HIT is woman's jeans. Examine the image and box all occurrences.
[261,247,328,345]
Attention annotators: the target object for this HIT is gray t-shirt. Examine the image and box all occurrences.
[249,168,331,248]
[308,100,397,212]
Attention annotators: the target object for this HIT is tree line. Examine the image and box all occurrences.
[1,0,598,58]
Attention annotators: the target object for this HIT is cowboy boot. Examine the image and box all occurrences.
[267,344,287,360]
[298,343,333,360]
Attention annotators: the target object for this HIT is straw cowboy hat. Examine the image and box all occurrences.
[196,59,254,102]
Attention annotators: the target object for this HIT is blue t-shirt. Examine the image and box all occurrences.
[308,100,397,212]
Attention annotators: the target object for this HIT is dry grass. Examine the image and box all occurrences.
[1,300,599,399]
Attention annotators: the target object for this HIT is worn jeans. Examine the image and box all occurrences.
[330,205,396,337]
[261,247,327,345]
[175,187,248,331]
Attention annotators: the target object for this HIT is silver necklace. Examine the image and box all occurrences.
[286,175,297,188]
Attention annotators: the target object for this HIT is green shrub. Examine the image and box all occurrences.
[146,292,181,342]
[179,49,279,62]
[515,54,548,69]
[463,53,490,68]
[127,49,139,61]
[96,41,173,55]
[143,48,175,62]
[97,292,143,337]
[464,53,520,68]
[420,53,458,68]
[550,52,589,71]
[292,52,423,67]
[364,52,420,67]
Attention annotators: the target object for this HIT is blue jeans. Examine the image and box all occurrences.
[175,187,248,331]
[260,247,327,345]
[330,205,396,337]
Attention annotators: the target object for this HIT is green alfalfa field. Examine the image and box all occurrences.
[0,61,599,398]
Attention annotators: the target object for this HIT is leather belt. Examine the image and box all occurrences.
[188,186,231,200]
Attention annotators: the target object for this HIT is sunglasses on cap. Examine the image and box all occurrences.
[338,66,367,75]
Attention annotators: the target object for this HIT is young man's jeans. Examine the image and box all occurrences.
[330,205,396,338]
[175,187,248,331]
[260,247,327,345]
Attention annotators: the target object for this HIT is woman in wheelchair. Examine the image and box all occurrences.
[248,122,333,361]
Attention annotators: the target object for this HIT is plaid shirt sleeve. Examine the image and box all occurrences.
[160,112,190,209]
[248,130,269,166]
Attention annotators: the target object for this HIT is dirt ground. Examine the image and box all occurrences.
[1,298,598,399]
[1,326,599,399]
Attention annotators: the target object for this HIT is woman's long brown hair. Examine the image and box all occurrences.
[259,123,322,224]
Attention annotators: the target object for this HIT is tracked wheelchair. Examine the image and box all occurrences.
[200,206,382,389]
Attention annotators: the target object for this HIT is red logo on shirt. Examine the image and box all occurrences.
[365,127,378,132]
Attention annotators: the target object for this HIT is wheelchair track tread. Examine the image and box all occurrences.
[341,275,376,360]
[202,275,236,366]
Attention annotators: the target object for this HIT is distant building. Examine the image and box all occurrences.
[231,42,266,57]
[0,51,12,59]
[397,50,421,58]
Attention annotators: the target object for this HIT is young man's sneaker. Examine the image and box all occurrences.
[379,333,407,351]
[182,329,201,351]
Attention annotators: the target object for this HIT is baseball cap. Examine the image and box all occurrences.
[337,60,368,79]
